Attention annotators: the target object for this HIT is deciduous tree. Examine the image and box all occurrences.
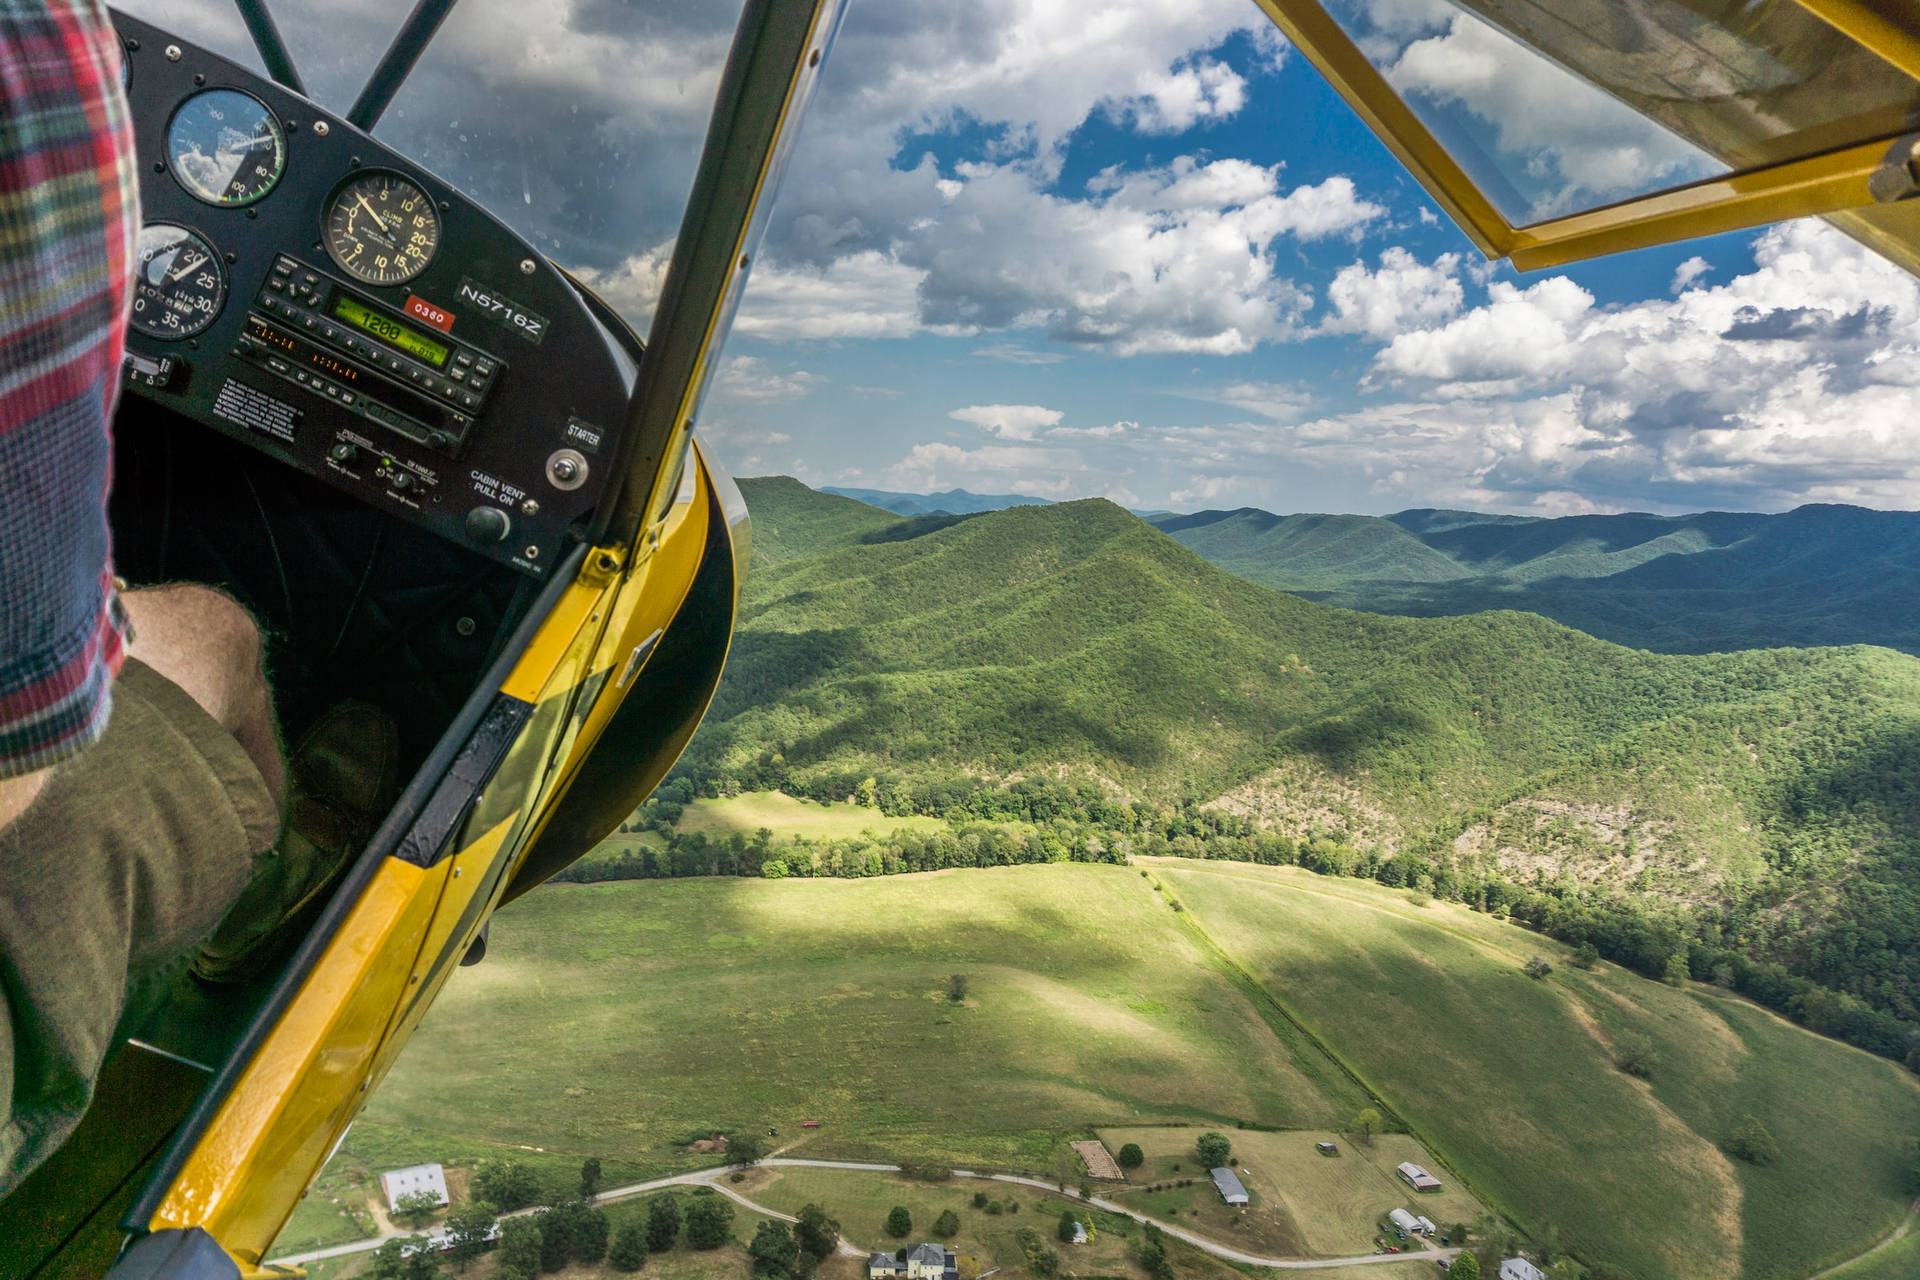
[750,1220,800,1278]
[444,1201,498,1270]
[795,1203,841,1261]
[886,1205,913,1238]
[1348,1108,1381,1144]
[1195,1132,1232,1167]
[934,1209,961,1239]
[647,1193,682,1252]
[686,1192,735,1248]
[473,1159,538,1212]
[1117,1143,1143,1170]
[496,1217,543,1280]
[609,1222,649,1271]
[1449,1252,1479,1280]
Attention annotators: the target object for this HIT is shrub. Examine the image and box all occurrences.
[985,1200,1004,1216]
[886,1206,913,1238]
[934,1210,961,1239]
[1728,1115,1781,1166]
[1613,1034,1656,1079]
[1523,955,1553,979]
[973,1192,989,1209]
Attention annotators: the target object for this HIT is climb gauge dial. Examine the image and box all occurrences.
[323,172,442,287]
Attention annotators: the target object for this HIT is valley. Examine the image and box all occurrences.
[275,482,1920,1280]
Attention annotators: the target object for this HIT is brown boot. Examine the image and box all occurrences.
[192,702,400,984]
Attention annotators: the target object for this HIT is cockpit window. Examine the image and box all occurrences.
[114,0,750,336]
[1323,0,1920,227]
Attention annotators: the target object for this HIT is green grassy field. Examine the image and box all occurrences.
[347,867,1360,1188]
[675,793,950,843]
[1158,860,1920,1280]
[289,862,1920,1280]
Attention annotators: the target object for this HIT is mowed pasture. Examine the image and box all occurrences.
[353,866,1359,1180]
[1098,1126,1481,1257]
[1158,860,1920,1280]
[674,792,950,843]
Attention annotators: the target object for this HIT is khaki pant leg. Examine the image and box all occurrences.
[0,659,278,1197]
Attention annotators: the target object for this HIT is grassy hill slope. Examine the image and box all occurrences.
[1163,860,1920,1280]
[329,865,1920,1280]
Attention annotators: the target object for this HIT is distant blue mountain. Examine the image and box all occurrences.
[1154,503,1920,655]
[820,487,1051,517]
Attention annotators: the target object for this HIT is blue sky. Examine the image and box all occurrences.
[686,1,1920,516]
[130,0,1920,517]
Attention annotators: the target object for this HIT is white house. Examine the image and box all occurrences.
[1500,1260,1547,1280]
[869,1244,957,1280]
[378,1163,448,1215]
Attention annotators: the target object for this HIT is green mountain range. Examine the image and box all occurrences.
[1153,503,1920,655]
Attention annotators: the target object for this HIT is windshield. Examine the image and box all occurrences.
[114,0,750,336]
[1324,0,1920,226]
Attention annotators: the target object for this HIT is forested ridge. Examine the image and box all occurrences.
[1155,502,1920,655]
[617,478,1920,1066]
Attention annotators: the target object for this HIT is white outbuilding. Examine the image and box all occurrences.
[1500,1260,1547,1280]
[379,1162,448,1215]
[1210,1167,1250,1205]
[1388,1208,1421,1234]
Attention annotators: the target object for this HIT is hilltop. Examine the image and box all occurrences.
[1153,503,1920,655]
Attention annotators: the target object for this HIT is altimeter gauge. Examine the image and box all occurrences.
[130,222,226,340]
[324,172,441,287]
[166,88,286,207]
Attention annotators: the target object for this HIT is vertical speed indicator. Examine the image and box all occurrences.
[323,173,440,287]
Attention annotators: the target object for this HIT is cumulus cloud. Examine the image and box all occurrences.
[1356,221,1920,509]
[1671,256,1712,294]
[950,404,1064,440]
[1104,58,1248,134]
[1321,247,1464,340]
[742,157,1380,355]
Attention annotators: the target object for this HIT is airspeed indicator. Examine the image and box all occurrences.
[324,173,441,287]
[130,222,226,339]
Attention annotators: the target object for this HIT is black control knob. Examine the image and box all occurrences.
[390,470,414,493]
[329,442,359,464]
[465,505,512,543]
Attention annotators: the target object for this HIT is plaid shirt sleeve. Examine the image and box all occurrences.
[0,0,138,780]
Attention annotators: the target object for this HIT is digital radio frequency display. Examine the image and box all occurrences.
[330,293,449,368]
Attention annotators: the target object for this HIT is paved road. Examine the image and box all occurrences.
[270,1156,1453,1271]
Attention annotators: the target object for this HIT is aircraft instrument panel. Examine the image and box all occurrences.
[114,12,632,577]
